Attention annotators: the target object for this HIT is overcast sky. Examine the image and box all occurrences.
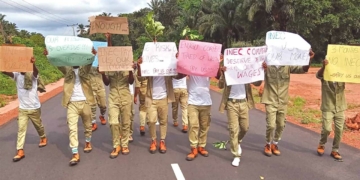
[0,0,151,36]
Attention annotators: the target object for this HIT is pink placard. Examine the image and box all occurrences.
[177,40,222,77]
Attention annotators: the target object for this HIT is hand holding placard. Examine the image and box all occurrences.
[177,40,222,77]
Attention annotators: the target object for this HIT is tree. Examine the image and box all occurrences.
[77,24,86,35]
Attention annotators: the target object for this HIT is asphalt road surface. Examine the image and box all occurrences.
[0,90,359,180]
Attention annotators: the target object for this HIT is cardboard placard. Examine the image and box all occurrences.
[89,16,129,35]
[0,46,33,72]
[98,46,133,71]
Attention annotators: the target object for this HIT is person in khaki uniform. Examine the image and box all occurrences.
[171,53,188,132]
[134,69,149,136]
[136,57,175,154]
[216,66,262,167]
[316,59,346,160]
[261,50,314,157]
[1,57,47,162]
[119,83,135,143]
[44,48,96,166]
[100,33,134,159]
[174,54,222,161]
[89,66,107,131]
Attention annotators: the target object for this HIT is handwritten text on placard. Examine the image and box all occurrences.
[45,36,95,67]
[177,40,222,77]
[141,42,178,76]
[0,46,33,72]
[98,46,133,72]
[266,31,311,66]
[324,45,360,83]
[224,46,266,85]
[89,16,129,35]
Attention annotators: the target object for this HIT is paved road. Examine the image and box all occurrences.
[0,90,359,180]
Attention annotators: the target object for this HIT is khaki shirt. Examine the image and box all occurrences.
[316,71,347,112]
[135,72,148,93]
[105,71,132,105]
[89,67,105,91]
[217,73,261,113]
[58,64,95,107]
[24,72,46,93]
[137,76,175,107]
[261,66,305,105]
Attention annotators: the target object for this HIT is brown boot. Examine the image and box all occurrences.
[69,153,80,166]
[181,125,188,133]
[173,122,179,127]
[92,123,98,131]
[264,144,272,157]
[317,145,325,156]
[198,147,209,157]
[186,147,198,161]
[330,151,342,160]
[159,140,167,154]
[39,137,47,147]
[271,144,281,156]
[110,146,121,159]
[149,140,157,154]
[122,147,130,155]
[13,149,25,162]
[84,142,92,153]
[99,115,106,125]
[140,126,145,136]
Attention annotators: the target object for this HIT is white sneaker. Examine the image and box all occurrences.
[232,157,240,167]
[156,121,159,125]
[238,144,242,155]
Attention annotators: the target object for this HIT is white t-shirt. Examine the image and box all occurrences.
[188,76,212,105]
[229,84,246,99]
[152,76,167,99]
[13,72,41,110]
[172,77,187,89]
[70,68,86,102]
[129,84,134,95]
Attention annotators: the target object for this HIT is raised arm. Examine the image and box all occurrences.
[31,57,38,78]
[1,72,14,78]
[128,70,135,85]
[98,67,110,86]
[316,59,328,79]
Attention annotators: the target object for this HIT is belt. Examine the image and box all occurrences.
[227,98,246,103]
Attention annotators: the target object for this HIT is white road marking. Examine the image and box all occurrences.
[171,163,185,180]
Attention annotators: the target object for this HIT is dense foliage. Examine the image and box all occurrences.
[1,0,359,105]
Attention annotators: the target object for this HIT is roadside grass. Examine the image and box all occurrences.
[287,96,321,124]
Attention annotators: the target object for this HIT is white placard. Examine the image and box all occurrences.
[224,46,266,85]
[141,42,178,76]
[266,31,311,66]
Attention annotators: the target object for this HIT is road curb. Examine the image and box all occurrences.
[0,78,64,127]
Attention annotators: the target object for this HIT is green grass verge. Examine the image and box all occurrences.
[287,96,322,124]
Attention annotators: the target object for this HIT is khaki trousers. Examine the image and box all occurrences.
[91,89,107,123]
[67,101,92,154]
[120,95,134,136]
[139,90,148,126]
[226,101,249,157]
[109,101,131,148]
[319,111,345,152]
[17,108,46,150]
[188,105,211,148]
[172,88,188,126]
[265,104,287,143]
[147,98,168,140]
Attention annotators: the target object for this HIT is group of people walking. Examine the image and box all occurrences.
[1,33,347,167]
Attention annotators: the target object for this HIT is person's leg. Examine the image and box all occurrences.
[317,111,334,156]
[97,88,107,125]
[80,102,93,153]
[28,108,47,147]
[120,101,132,155]
[129,95,134,142]
[198,105,211,157]
[67,102,81,166]
[226,101,240,161]
[147,100,158,154]
[186,105,200,161]
[108,103,121,159]
[180,89,189,132]
[139,93,147,136]
[264,104,277,157]
[172,89,180,127]
[158,98,168,153]
[272,104,288,155]
[91,91,98,131]
[13,109,29,162]
[331,111,345,160]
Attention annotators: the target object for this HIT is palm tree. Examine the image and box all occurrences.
[100,12,112,17]
[243,0,295,31]
[77,24,86,35]
[198,0,244,49]
[147,0,162,19]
